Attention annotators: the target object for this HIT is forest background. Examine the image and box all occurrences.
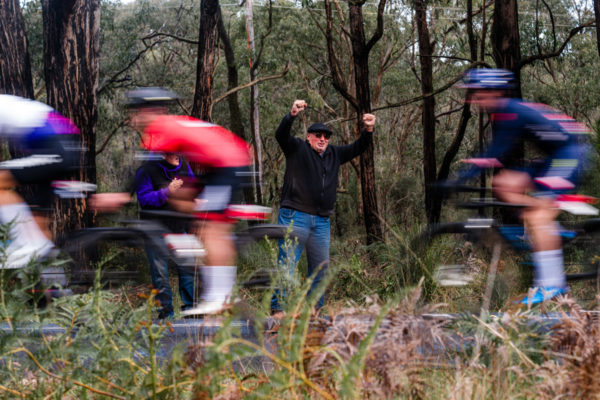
[4,1,600,398]
[2,0,600,304]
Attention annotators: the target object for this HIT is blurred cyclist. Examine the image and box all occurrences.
[125,87,252,316]
[454,68,591,304]
[0,95,81,270]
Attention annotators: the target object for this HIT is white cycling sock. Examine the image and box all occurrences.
[0,203,54,268]
[532,249,566,288]
[200,266,237,303]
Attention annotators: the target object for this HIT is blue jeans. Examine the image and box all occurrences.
[146,245,196,318]
[271,208,330,312]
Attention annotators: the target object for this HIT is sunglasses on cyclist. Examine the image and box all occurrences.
[311,132,331,140]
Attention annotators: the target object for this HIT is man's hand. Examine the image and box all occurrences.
[290,100,307,117]
[168,177,183,194]
[363,113,376,132]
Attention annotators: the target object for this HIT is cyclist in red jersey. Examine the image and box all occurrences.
[126,88,252,316]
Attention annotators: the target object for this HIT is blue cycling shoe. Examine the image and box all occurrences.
[520,286,568,305]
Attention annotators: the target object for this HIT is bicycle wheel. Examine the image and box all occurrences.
[235,224,304,289]
[63,223,166,289]
[417,222,520,312]
[562,218,600,301]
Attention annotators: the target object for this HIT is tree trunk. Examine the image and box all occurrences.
[42,0,99,237]
[0,0,33,98]
[191,0,220,121]
[491,0,522,96]
[0,0,36,205]
[594,0,600,57]
[491,0,522,223]
[348,2,382,244]
[218,7,255,204]
[415,0,438,224]
[437,105,471,184]
[217,8,245,140]
[245,0,263,204]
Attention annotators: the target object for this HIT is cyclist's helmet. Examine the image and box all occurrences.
[125,87,178,108]
[458,68,516,90]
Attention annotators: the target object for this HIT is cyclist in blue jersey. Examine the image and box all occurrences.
[0,95,81,270]
[455,68,591,304]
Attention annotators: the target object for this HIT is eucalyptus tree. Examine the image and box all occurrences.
[192,0,220,120]
[218,8,245,139]
[0,0,34,98]
[322,0,386,243]
[595,0,600,57]
[414,0,438,224]
[491,0,521,94]
[42,0,100,232]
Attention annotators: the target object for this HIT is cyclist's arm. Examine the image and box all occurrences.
[275,114,302,155]
[453,118,519,183]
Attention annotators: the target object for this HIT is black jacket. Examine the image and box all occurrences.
[276,113,373,217]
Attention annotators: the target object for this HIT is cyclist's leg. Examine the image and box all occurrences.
[524,145,589,298]
[494,169,566,302]
[181,167,243,315]
[145,244,174,318]
[305,214,330,310]
[188,219,237,312]
[0,170,54,268]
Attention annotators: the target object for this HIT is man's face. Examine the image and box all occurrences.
[307,132,331,154]
[164,153,180,166]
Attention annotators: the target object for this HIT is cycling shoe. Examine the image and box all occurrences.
[180,300,230,317]
[520,286,569,305]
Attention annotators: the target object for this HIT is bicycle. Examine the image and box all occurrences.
[61,205,304,293]
[416,184,600,310]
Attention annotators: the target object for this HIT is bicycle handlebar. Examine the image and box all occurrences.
[139,210,194,220]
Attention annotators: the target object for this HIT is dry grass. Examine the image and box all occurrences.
[306,285,456,398]
[533,296,600,399]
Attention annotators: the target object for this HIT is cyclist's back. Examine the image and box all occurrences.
[484,99,589,180]
[0,95,81,269]
[142,115,251,169]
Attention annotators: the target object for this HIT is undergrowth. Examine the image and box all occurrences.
[0,223,599,398]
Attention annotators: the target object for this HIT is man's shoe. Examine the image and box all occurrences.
[158,311,175,320]
[180,301,228,317]
[520,286,568,305]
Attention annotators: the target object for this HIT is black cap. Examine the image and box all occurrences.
[307,123,333,136]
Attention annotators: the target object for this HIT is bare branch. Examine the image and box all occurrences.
[212,62,290,105]
[365,0,387,52]
[251,0,274,73]
[324,0,358,109]
[520,20,594,67]
[444,0,494,36]
[98,38,164,94]
[141,31,199,45]
[96,120,127,156]
[437,104,472,181]
[435,105,466,119]
[373,62,488,112]
[540,0,558,50]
